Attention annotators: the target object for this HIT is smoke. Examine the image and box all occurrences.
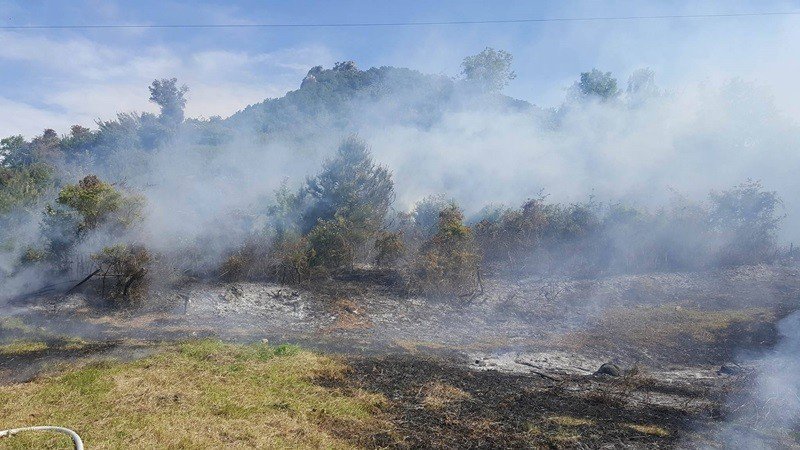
[361,79,798,239]
[1,62,799,300]
[707,310,800,448]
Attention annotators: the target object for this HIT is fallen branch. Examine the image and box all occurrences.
[63,269,102,296]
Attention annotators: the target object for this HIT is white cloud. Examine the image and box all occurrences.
[0,96,81,137]
[0,31,332,137]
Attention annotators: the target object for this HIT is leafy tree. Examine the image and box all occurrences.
[1,135,31,167]
[333,61,358,72]
[709,179,783,265]
[44,175,144,270]
[30,129,62,162]
[0,163,54,275]
[149,78,189,127]
[2,130,63,166]
[56,175,124,231]
[266,179,305,241]
[60,125,99,158]
[0,163,53,214]
[460,47,516,92]
[570,69,620,102]
[303,136,394,243]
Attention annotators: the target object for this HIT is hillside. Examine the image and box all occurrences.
[225,63,537,139]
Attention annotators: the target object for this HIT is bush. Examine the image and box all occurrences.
[413,205,480,298]
[272,235,314,284]
[91,244,152,303]
[412,195,452,239]
[472,181,784,277]
[41,175,145,272]
[306,216,355,271]
[709,179,782,266]
[219,243,265,282]
[374,231,405,267]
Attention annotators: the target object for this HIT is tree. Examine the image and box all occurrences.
[460,47,516,92]
[60,125,99,158]
[709,180,783,265]
[1,135,30,167]
[414,205,480,297]
[570,69,620,102]
[56,175,125,231]
[303,136,394,241]
[149,78,189,127]
[333,61,358,72]
[0,163,53,214]
[44,175,144,270]
[30,129,62,162]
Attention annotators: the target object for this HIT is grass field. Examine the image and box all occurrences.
[0,340,389,449]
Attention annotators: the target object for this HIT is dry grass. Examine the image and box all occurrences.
[421,381,471,410]
[547,415,596,427]
[0,317,31,334]
[561,305,775,363]
[624,423,670,437]
[0,340,48,355]
[323,298,373,332]
[603,306,773,345]
[0,340,390,449]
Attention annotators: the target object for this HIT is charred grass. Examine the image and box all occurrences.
[338,354,695,449]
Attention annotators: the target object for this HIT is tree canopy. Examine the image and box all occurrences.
[460,47,516,92]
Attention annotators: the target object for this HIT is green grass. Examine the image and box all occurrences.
[0,340,390,449]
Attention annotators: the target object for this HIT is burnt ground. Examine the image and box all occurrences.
[2,263,800,448]
[339,355,703,449]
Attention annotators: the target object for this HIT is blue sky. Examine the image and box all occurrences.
[0,0,798,137]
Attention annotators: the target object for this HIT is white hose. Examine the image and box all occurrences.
[0,426,84,450]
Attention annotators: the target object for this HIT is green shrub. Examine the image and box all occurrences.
[412,194,452,239]
[413,205,480,298]
[307,216,355,271]
[272,235,314,284]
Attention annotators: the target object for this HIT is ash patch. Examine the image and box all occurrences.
[471,351,601,376]
[214,284,306,318]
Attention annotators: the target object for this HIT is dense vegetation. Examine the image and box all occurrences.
[0,48,791,303]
